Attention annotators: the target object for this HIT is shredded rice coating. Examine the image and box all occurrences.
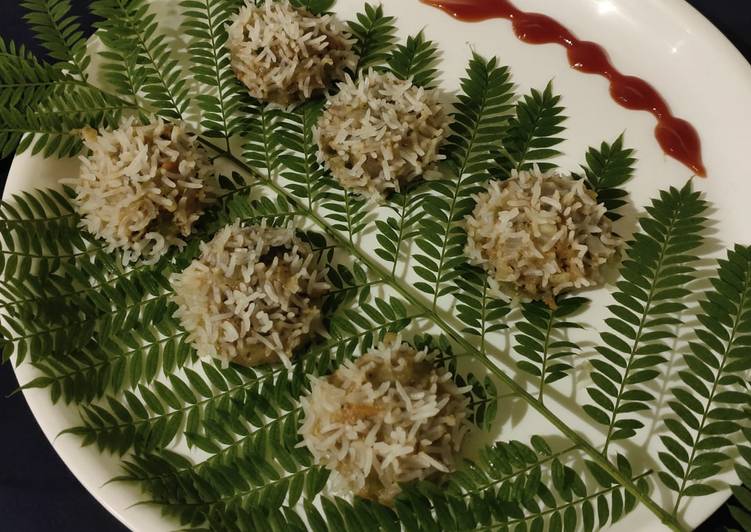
[228,0,356,106]
[316,70,448,198]
[299,334,470,505]
[465,168,621,305]
[68,116,214,265]
[171,222,329,367]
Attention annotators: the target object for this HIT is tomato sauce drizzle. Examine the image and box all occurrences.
[422,0,706,176]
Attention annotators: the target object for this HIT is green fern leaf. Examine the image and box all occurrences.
[578,134,636,220]
[413,53,514,306]
[21,0,90,79]
[374,187,426,274]
[0,38,65,110]
[496,81,567,174]
[348,3,397,73]
[453,265,511,349]
[513,296,588,402]
[658,245,751,514]
[242,99,284,178]
[181,0,250,144]
[386,30,440,88]
[585,181,708,450]
[393,438,647,531]
[91,0,190,119]
[277,100,329,209]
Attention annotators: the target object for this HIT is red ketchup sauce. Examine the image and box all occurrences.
[422,0,706,177]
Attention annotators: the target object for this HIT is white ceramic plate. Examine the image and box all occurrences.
[7,0,751,530]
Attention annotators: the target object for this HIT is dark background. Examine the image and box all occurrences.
[0,1,749,530]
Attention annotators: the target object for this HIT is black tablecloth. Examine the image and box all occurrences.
[0,1,749,530]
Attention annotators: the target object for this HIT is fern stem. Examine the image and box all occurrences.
[206,143,685,531]
[390,191,410,278]
[479,275,488,353]
[672,261,751,516]
[537,308,555,404]
[602,200,686,454]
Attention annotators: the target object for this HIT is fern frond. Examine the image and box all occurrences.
[66,362,283,455]
[322,261,373,315]
[374,188,426,274]
[97,46,144,108]
[0,82,131,158]
[27,326,191,405]
[413,54,514,305]
[242,99,284,178]
[394,438,647,531]
[135,455,327,527]
[658,245,751,513]
[453,265,511,350]
[387,31,440,88]
[513,297,588,402]
[496,81,566,174]
[584,181,708,450]
[0,106,83,158]
[181,0,250,144]
[348,3,397,73]
[277,100,328,209]
[0,37,65,107]
[91,0,190,119]
[320,184,371,243]
[21,0,90,79]
[578,134,636,220]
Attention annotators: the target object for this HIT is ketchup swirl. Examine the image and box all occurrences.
[422,0,706,177]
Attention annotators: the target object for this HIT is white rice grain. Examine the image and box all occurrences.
[316,70,448,198]
[171,221,329,367]
[298,334,470,505]
[66,117,214,264]
[465,168,621,306]
[228,1,356,106]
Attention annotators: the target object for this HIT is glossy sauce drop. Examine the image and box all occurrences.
[422,0,706,177]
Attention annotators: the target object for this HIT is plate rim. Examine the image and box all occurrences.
[6,0,751,529]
